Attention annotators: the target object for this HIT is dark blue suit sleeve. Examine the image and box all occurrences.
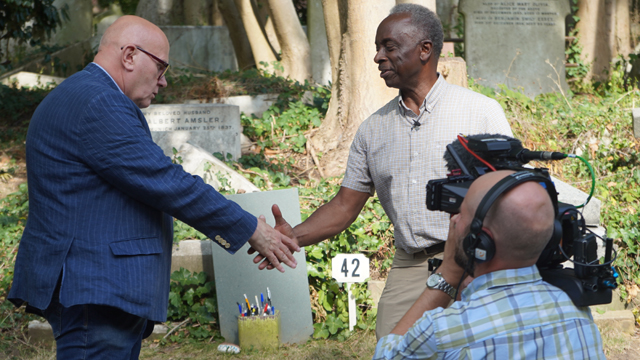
[78,92,256,253]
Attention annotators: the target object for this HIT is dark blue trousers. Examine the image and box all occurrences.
[43,288,148,360]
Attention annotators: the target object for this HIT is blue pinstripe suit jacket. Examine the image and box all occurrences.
[9,63,257,322]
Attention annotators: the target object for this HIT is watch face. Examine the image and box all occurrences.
[427,273,442,287]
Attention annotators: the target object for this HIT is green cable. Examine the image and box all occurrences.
[567,154,595,208]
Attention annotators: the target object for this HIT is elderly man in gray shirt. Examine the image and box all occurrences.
[260,3,513,339]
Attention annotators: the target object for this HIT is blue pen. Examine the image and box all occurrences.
[237,302,243,316]
[261,293,265,308]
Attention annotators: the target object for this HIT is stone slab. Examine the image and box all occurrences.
[0,71,66,88]
[176,142,260,193]
[141,103,241,160]
[160,26,238,72]
[633,108,640,138]
[185,94,278,118]
[592,310,637,335]
[213,188,313,345]
[171,239,215,280]
[459,0,571,97]
[551,175,601,226]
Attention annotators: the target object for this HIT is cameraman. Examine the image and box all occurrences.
[373,170,604,359]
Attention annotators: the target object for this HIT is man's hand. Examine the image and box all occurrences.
[439,213,470,290]
[247,214,300,273]
[248,204,300,270]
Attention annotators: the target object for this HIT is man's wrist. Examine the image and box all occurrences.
[436,263,465,288]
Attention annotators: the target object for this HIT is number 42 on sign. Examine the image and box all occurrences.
[331,254,370,331]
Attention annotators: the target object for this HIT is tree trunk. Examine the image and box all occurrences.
[233,0,278,71]
[136,0,176,25]
[308,0,332,85]
[218,0,257,70]
[311,0,397,177]
[576,0,614,81]
[395,0,436,11]
[321,0,341,87]
[184,0,210,25]
[265,0,312,82]
[255,0,282,56]
[614,0,632,57]
[211,0,225,26]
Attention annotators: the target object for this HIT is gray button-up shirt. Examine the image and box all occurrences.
[342,75,513,253]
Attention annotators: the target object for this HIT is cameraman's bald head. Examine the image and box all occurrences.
[94,16,170,108]
[465,171,556,266]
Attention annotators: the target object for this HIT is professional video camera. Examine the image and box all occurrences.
[426,134,618,307]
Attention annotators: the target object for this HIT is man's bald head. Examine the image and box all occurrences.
[98,16,169,55]
[464,171,556,265]
[94,16,170,108]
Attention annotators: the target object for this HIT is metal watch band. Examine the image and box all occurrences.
[428,273,456,299]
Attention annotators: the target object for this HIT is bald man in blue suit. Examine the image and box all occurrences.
[8,15,298,359]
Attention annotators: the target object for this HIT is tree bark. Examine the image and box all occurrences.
[211,0,225,26]
[136,0,176,25]
[233,0,278,71]
[265,0,312,82]
[218,0,257,70]
[255,0,282,56]
[614,0,632,57]
[308,0,332,85]
[575,0,614,81]
[311,0,397,177]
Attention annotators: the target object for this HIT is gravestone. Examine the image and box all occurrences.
[459,0,571,97]
[141,103,241,160]
[212,188,314,345]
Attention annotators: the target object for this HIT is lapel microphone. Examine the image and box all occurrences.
[411,120,421,130]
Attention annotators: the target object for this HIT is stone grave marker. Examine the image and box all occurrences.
[141,103,241,160]
[212,188,314,345]
[459,0,571,97]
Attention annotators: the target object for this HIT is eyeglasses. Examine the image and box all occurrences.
[121,45,170,80]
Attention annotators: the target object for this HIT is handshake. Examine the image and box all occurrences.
[246,204,300,273]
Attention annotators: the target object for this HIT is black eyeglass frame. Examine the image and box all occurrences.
[120,45,170,80]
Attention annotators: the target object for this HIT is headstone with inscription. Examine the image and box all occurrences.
[459,0,571,97]
[142,104,241,160]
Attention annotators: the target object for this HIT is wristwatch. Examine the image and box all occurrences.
[426,273,456,299]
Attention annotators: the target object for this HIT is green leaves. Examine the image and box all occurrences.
[166,268,218,343]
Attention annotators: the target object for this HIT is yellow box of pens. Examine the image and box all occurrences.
[237,310,281,349]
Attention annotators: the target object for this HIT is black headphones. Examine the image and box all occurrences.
[462,171,562,264]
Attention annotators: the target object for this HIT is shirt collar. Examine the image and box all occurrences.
[91,62,124,95]
[397,72,445,118]
[461,265,542,300]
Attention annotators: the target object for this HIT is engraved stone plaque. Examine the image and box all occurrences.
[141,103,241,160]
[459,0,571,97]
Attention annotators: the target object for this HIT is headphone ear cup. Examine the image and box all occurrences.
[463,233,475,257]
[474,231,496,263]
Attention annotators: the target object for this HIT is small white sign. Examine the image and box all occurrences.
[331,254,370,283]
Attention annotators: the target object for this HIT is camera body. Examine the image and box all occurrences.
[426,136,617,306]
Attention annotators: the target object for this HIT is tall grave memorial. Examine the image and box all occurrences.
[459,0,571,97]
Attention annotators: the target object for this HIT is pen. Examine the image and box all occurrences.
[243,294,251,313]
[237,302,243,316]
[255,295,260,314]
